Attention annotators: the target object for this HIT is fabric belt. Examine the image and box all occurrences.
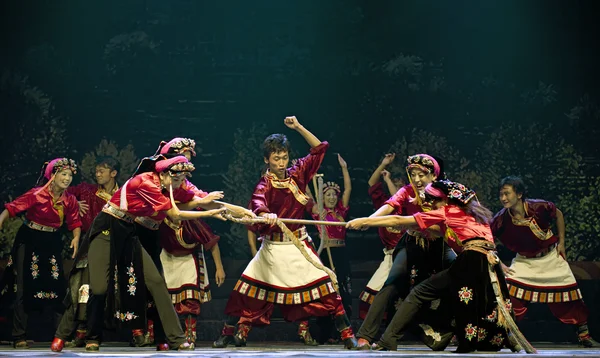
[102,203,135,224]
[323,238,345,248]
[25,220,57,232]
[134,216,161,231]
[462,239,496,256]
[264,226,307,242]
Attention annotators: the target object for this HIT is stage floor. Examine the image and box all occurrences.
[0,342,598,357]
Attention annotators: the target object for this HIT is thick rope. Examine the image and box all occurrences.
[223,213,339,292]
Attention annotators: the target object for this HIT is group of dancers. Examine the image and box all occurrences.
[0,116,597,352]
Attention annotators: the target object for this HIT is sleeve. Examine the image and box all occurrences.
[64,194,83,231]
[136,179,172,212]
[250,177,271,215]
[184,179,208,198]
[305,197,315,214]
[337,204,350,219]
[543,200,557,220]
[66,183,87,199]
[384,186,408,212]
[4,188,38,217]
[413,207,447,230]
[288,141,329,184]
[368,182,388,209]
[490,211,505,240]
[173,188,196,204]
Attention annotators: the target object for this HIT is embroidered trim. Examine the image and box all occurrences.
[464,323,477,341]
[233,277,336,305]
[490,333,504,346]
[115,310,138,322]
[477,327,487,341]
[265,171,309,205]
[31,253,40,279]
[50,255,59,280]
[163,218,198,249]
[126,263,137,296]
[507,283,583,303]
[509,205,554,242]
[458,286,473,304]
[34,291,58,299]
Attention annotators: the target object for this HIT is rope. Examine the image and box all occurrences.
[223,213,339,292]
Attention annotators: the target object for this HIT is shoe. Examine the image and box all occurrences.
[234,334,247,347]
[212,334,235,348]
[297,322,318,346]
[156,343,169,351]
[50,337,65,352]
[85,342,99,352]
[177,342,195,351]
[355,337,371,350]
[65,329,86,348]
[13,340,29,349]
[343,336,358,349]
[579,334,600,348]
[371,342,389,351]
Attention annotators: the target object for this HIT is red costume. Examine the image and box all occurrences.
[491,200,589,326]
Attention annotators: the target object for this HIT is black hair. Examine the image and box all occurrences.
[96,156,120,173]
[262,134,290,159]
[499,176,527,199]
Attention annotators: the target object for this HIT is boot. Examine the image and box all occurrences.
[65,329,86,348]
[183,315,197,344]
[131,329,145,347]
[355,337,371,350]
[234,323,251,347]
[297,320,318,346]
[212,324,235,348]
[50,337,65,352]
[578,324,600,348]
[333,314,357,349]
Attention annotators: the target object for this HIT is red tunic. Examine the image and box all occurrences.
[414,205,493,253]
[368,182,403,249]
[250,141,328,236]
[5,186,82,230]
[109,172,195,221]
[67,182,117,232]
[490,199,558,257]
[308,201,349,240]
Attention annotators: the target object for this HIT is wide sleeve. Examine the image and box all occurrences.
[4,187,38,217]
[173,188,196,204]
[184,179,208,198]
[384,186,409,212]
[64,194,83,231]
[250,177,271,216]
[288,141,329,184]
[368,182,388,209]
[413,207,447,230]
[136,179,172,212]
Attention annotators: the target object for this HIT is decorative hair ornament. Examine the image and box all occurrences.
[425,179,476,205]
[406,154,440,177]
[159,137,197,157]
[323,181,341,194]
[45,158,78,180]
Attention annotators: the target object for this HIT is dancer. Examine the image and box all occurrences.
[347,179,530,353]
[0,158,81,349]
[358,154,404,319]
[76,155,229,352]
[52,157,120,348]
[213,116,357,349]
[354,154,455,349]
[492,176,598,347]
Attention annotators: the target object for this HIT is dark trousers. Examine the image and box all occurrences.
[378,269,451,350]
[356,242,455,342]
[86,233,185,347]
[12,245,62,340]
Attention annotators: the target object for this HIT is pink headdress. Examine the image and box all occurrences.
[159,137,196,157]
[155,155,195,176]
[406,154,440,177]
[45,158,78,180]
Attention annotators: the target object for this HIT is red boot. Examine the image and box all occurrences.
[50,337,65,352]
[156,343,169,351]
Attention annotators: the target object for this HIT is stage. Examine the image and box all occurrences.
[0,342,598,357]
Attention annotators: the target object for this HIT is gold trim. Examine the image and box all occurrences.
[265,171,309,205]
[509,203,554,241]
[163,218,198,249]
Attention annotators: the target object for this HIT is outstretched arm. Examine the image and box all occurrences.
[338,154,351,207]
[382,170,398,196]
[346,215,418,230]
[284,116,321,148]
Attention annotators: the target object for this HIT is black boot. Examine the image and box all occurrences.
[212,325,235,348]
[333,314,357,349]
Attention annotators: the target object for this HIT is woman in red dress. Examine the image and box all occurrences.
[0,158,82,349]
